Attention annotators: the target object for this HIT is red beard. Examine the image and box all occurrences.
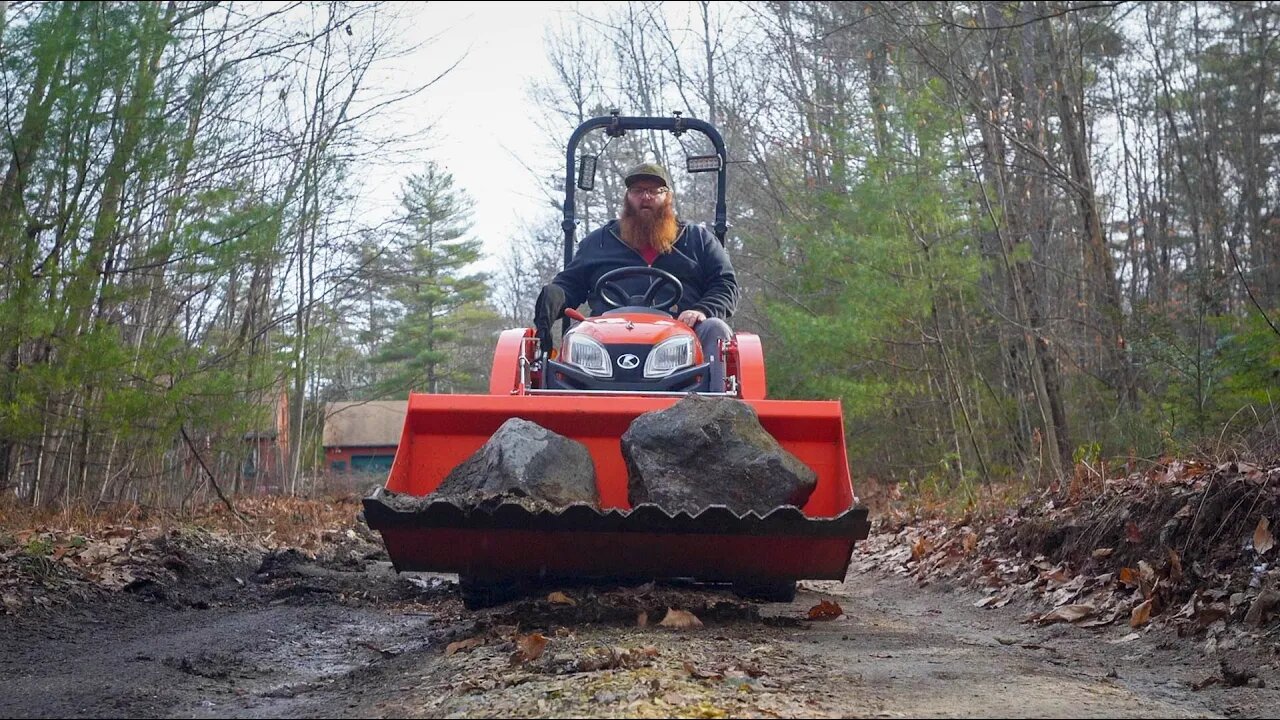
[620,200,679,254]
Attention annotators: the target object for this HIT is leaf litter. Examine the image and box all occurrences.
[857,457,1280,643]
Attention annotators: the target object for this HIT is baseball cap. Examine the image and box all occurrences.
[623,162,672,188]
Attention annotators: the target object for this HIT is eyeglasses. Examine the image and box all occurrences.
[628,187,670,198]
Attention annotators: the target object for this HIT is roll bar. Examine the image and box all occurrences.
[561,112,728,268]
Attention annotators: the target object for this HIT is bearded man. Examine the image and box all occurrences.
[533,162,739,387]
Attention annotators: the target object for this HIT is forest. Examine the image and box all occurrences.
[2,1,1278,509]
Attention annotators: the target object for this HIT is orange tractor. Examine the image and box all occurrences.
[362,114,869,607]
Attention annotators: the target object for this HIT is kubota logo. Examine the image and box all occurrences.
[618,354,640,369]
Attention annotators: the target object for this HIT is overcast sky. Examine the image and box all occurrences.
[370,1,578,274]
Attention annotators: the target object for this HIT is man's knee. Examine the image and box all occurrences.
[697,318,732,357]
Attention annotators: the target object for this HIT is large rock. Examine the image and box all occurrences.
[622,394,817,515]
[432,417,599,509]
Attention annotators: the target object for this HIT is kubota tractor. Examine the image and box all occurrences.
[362,113,870,608]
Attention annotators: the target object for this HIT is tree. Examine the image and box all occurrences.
[370,164,497,395]
[0,1,430,506]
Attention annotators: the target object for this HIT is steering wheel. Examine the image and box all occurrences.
[595,266,684,311]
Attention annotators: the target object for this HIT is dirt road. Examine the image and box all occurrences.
[2,542,1272,719]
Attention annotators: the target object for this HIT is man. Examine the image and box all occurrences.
[534,162,739,388]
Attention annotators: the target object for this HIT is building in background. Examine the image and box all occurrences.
[240,389,289,494]
[322,401,408,476]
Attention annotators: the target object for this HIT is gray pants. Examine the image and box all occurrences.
[696,318,732,392]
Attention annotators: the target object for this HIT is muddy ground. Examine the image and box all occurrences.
[2,528,1277,719]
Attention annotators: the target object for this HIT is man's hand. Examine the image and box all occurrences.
[534,284,567,353]
[677,309,706,327]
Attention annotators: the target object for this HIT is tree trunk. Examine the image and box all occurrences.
[1044,5,1135,408]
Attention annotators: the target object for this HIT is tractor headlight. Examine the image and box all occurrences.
[565,334,612,377]
[644,336,695,378]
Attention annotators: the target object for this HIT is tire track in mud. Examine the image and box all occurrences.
[0,558,1271,718]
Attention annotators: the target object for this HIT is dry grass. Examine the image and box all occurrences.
[0,493,364,551]
[870,473,1040,528]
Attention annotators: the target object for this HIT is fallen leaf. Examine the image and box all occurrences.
[1204,636,1219,657]
[1130,599,1154,628]
[77,540,126,565]
[1092,547,1114,559]
[1109,632,1141,644]
[1037,604,1095,624]
[1119,567,1140,588]
[807,600,844,620]
[1138,561,1157,598]
[1048,579,1086,608]
[445,637,484,656]
[1191,675,1220,691]
[1244,589,1280,628]
[911,536,933,562]
[1078,612,1120,628]
[547,591,577,606]
[1125,520,1143,544]
[659,608,703,629]
[1195,602,1230,627]
[94,567,138,591]
[575,645,656,671]
[962,531,978,554]
[1254,517,1274,555]
[662,692,689,706]
[1041,567,1072,585]
[1167,548,1183,583]
[510,632,548,664]
[684,660,721,680]
[1176,595,1199,619]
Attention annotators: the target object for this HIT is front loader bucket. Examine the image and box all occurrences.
[362,393,870,585]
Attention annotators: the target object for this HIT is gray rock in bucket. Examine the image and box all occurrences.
[432,417,599,509]
[622,394,817,515]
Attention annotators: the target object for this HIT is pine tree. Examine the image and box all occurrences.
[371,164,497,395]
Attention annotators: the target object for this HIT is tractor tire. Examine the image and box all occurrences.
[732,580,797,603]
[458,576,523,610]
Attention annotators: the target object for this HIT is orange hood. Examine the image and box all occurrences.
[569,313,704,363]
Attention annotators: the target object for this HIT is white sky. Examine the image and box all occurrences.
[369,1,580,274]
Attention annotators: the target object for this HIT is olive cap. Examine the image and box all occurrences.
[623,162,672,188]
